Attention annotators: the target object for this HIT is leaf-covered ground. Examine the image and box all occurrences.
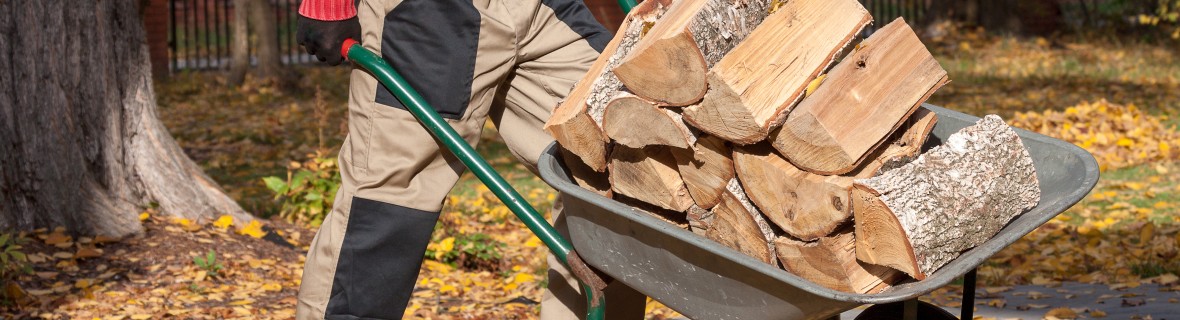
[4,31,1180,319]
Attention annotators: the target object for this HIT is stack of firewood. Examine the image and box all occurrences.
[545,0,1041,294]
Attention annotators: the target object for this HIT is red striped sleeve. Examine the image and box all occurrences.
[298,0,356,21]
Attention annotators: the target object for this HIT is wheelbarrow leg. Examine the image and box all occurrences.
[960,268,977,320]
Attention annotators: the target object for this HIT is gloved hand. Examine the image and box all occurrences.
[296,15,361,66]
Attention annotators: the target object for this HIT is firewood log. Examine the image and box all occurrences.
[544,0,672,171]
[601,92,696,149]
[705,178,779,266]
[682,0,871,144]
[670,135,733,210]
[771,19,948,174]
[613,0,774,106]
[608,146,695,212]
[853,115,1040,280]
[775,227,904,294]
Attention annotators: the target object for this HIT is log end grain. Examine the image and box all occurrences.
[851,184,925,280]
[602,94,692,149]
[683,75,768,144]
[613,31,708,106]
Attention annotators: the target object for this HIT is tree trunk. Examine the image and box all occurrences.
[248,0,287,81]
[0,0,252,237]
[228,0,251,86]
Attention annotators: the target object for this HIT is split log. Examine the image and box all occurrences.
[613,0,774,106]
[771,19,949,174]
[845,108,939,178]
[670,135,733,210]
[775,227,904,294]
[733,143,852,241]
[601,93,696,149]
[733,108,937,241]
[705,179,778,266]
[608,146,694,212]
[683,0,872,144]
[853,115,1040,280]
[559,147,612,197]
[544,0,672,171]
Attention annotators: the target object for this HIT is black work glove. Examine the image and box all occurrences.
[297,15,361,66]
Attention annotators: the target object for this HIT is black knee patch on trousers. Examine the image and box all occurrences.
[325,197,440,320]
[375,0,480,119]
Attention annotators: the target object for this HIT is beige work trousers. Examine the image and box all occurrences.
[295,0,644,319]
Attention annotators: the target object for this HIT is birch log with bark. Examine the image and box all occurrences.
[0,0,251,237]
[601,93,696,149]
[670,135,733,210]
[608,146,694,212]
[682,0,871,144]
[545,0,672,171]
[853,115,1040,279]
[705,179,779,266]
[613,0,773,106]
[771,19,949,174]
[775,227,903,294]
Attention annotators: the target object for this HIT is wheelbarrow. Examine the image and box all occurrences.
[341,2,1099,318]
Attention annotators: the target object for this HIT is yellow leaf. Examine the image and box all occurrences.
[1140,222,1156,244]
[261,282,282,292]
[524,236,542,248]
[1117,137,1134,147]
[229,299,254,305]
[130,315,153,320]
[212,215,234,230]
[804,74,827,98]
[1089,309,1107,318]
[439,284,457,294]
[512,273,535,286]
[139,212,150,221]
[1044,307,1078,319]
[237,220,267,238]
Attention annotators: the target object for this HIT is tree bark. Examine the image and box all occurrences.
[0,0,252,237]
[853,115,1040,279]
[247,0,287,81]
[228,0,251,86]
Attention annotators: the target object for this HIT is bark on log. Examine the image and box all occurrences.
[670,135,733,210]
[775,227,903,294]
[771,19,948,174]
[0,0,251,237]
[687,204,714,236]
[545,0,672,172]
[853,115,1040,279]
[683,0,871,144]
[613,0,773,106]
[705,179,778,266]
[601,93,695,149]
[734,144,852,241]
[608,146,694,212]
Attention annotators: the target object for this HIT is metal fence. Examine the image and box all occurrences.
[862,0,930,32]
[166,0,931,71]
[168,0,313,71]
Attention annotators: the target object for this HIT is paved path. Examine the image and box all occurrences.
[839,282,1180,319]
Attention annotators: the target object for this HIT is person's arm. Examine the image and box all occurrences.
[297,0,361,66]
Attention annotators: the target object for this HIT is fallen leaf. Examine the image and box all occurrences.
[1122,298,1146,307]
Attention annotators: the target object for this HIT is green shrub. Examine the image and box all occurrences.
[193,249,225,277]
[263,151,340,227]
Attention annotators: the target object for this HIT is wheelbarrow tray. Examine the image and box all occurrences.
[537,104,1099,320]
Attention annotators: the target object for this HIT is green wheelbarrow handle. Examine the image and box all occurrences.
[342,40,607,320]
